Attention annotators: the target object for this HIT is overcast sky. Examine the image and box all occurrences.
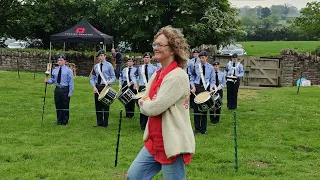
[229,0,314,9]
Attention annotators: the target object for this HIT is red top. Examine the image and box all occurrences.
[144,61,192,164]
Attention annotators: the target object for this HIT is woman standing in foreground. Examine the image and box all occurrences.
[126,26,195,180]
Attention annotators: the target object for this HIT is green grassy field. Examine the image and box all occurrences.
[1,71,319,179]
[238,41,320,57]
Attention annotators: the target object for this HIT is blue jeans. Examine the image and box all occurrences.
[127,147,186,180]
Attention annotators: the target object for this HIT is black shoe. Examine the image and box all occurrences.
[193,131,200,134]
[57,122,62,125]
[211,121,219,124]
[201,131,207,134]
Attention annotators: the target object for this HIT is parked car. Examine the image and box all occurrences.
[7,41,27,49]
[218,43,246,56]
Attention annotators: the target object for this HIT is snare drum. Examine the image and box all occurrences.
[134,90,146,100]
[194,91,215,112]
[212,93,223,110]
[118,88,135,105]
[98,86,118,106]
[226,76,238,83]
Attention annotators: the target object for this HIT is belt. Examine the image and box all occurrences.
[96,84,106,87]
[56,85,69,89]
[194,84,204,88]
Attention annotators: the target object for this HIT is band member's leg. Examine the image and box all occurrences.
[233,79,240,109]
[54,88,63,125]
[212,89,223,123]
[61,88,70,125]
[95,86,104,126]
[138,86,148,130]
[200,112,207,134]
[209,109,217,124]
[102,105,110,127]
[189,93,195,109]
[127,85,136,118]
[193,106,201,133]
[226,81,232,109]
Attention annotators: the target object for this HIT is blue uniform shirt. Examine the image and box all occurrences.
[224,61,244,77]
[190,62,214,89]
[187,57,200,77]
[136,63,157,86]
[48,65,74,96]
[90,60,116,87]
[119,66,138,85]
[213,70,227,89]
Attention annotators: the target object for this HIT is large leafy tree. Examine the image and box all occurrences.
[293,1,320,40]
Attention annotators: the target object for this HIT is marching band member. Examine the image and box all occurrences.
[45,54,74,126]
[210,61,226,124]
[136,52,157,130]
[119,58,138,118]
[225,53,244,110]
[156,61,162,70]
[187,50,200,109]
[190,51,215,134]
[90,49,116,127]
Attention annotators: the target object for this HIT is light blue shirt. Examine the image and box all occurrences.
[156,63,162,70]
[136,63,157,86]
[224,61,244,77]
[119,66,138,85]
[48,65,74,96]
[213,70,227,89]
[190,62,214,89]
[90,60,116,87]
[187,57,200,77]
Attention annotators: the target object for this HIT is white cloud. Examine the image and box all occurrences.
[229,0,314,9]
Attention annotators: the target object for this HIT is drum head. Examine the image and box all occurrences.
[194,91,211,103]
[98,86,108,100]
[134,91,146,99]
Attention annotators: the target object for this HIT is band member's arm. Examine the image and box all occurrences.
[47,69,55,84]
[220,73,227,89]
[119,70,123,87]
[209,67,215,90]
[238,64,244,77]
[108,64,116,84]
[68,69,74,97]
[224,63,229,76]
[139,76,186,117]
[89,74,96,87]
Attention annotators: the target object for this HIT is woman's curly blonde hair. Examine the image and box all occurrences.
[154,26,190,68]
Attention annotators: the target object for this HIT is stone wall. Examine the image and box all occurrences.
[1,49,319,86]
[280,54,320,86]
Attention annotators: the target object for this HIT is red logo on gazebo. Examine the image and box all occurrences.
[75,28,85,34]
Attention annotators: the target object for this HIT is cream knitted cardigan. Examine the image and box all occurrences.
[140,67,196,158]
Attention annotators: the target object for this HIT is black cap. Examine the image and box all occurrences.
[127,57,134,61]
[192,49,199,53]
[213,61,220,66]
[143,52,152,58]
[57,54,66,59]
[232,53,238,58]
[96,49,106,57]
[198,51,208,57]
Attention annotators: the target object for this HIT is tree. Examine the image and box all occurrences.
[281,4,292,19]
[190,6,246,47]
[293,1,320,40]
[261,7,271,18]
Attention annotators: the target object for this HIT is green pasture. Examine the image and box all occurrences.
[0,71,319,179]
[238,41,320,57]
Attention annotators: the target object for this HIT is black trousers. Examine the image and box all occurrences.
[210,89,223,124]
[54,87,70,125]
[122,81,137,118]
[138,86,148,130]
[193,86,208,133]
[94,85,110,126]
[227,78,240,110]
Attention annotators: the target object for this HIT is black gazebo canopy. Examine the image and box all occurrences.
[50,20,113,44]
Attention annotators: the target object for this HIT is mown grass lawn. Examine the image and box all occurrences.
[0,71,319,179]
[238,41,320,57]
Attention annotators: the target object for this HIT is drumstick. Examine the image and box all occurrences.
[191,92,197,97]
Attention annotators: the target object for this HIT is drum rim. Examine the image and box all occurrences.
[194,91,211,104]
[134,91,146,99]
